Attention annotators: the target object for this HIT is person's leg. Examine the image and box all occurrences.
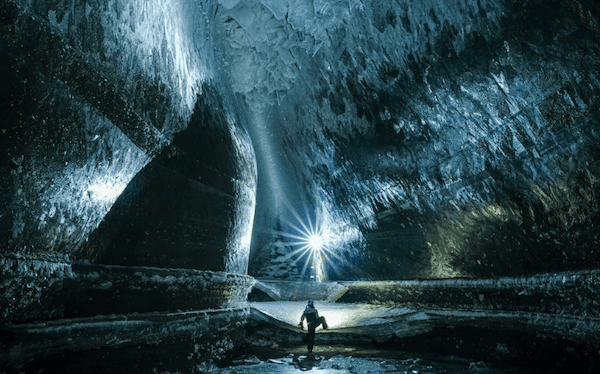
[307,325,316,352]
[319,316,328,329]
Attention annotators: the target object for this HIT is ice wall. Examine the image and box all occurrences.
[211,0,512,278]
[215,0,600,280]
[2,0,256,273]
[1,307,252,372]
[2,0,209,256]
[0,256,255,324]
[42,0,213,134]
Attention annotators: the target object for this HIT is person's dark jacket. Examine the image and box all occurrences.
[301,305,319,326]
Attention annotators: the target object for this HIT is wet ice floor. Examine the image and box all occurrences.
[212,349,510,373]
[210,301,515,373]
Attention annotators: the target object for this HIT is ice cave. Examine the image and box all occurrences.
[1,0,600,372]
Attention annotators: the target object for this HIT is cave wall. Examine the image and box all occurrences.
[1,0,600,372]
[78,83,257,273]
[0,0,256,272]
[220,0,600,281]
[1,0,257,370]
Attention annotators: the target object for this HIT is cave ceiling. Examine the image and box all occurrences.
[1,0,599,281]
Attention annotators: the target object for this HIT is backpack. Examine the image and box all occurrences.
[303,306,319,324]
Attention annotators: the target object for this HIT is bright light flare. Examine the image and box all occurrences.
[309,234,324,252]
[273,196,367,281]
[273,199,336,282]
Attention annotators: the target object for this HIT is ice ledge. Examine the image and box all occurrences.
[1,256,255,324]
[0,307,251,369]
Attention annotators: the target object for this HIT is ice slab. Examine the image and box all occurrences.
[250,301,418,331]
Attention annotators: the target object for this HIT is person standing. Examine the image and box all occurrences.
[298,300,328,353]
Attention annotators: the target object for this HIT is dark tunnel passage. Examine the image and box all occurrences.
[2,0,600,373]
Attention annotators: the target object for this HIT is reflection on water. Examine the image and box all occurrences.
[214,348,513,373]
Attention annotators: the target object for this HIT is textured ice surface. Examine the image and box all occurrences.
[6,0,257,266]
[228,0,600,280]
[46,0,214,135]
[0,256,255,323]
[216,0,503,109]
[9,90,150,254]
[216,0,362,108]
[1,307,252,371]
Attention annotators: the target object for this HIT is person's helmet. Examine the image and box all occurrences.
[307,300,314,306]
